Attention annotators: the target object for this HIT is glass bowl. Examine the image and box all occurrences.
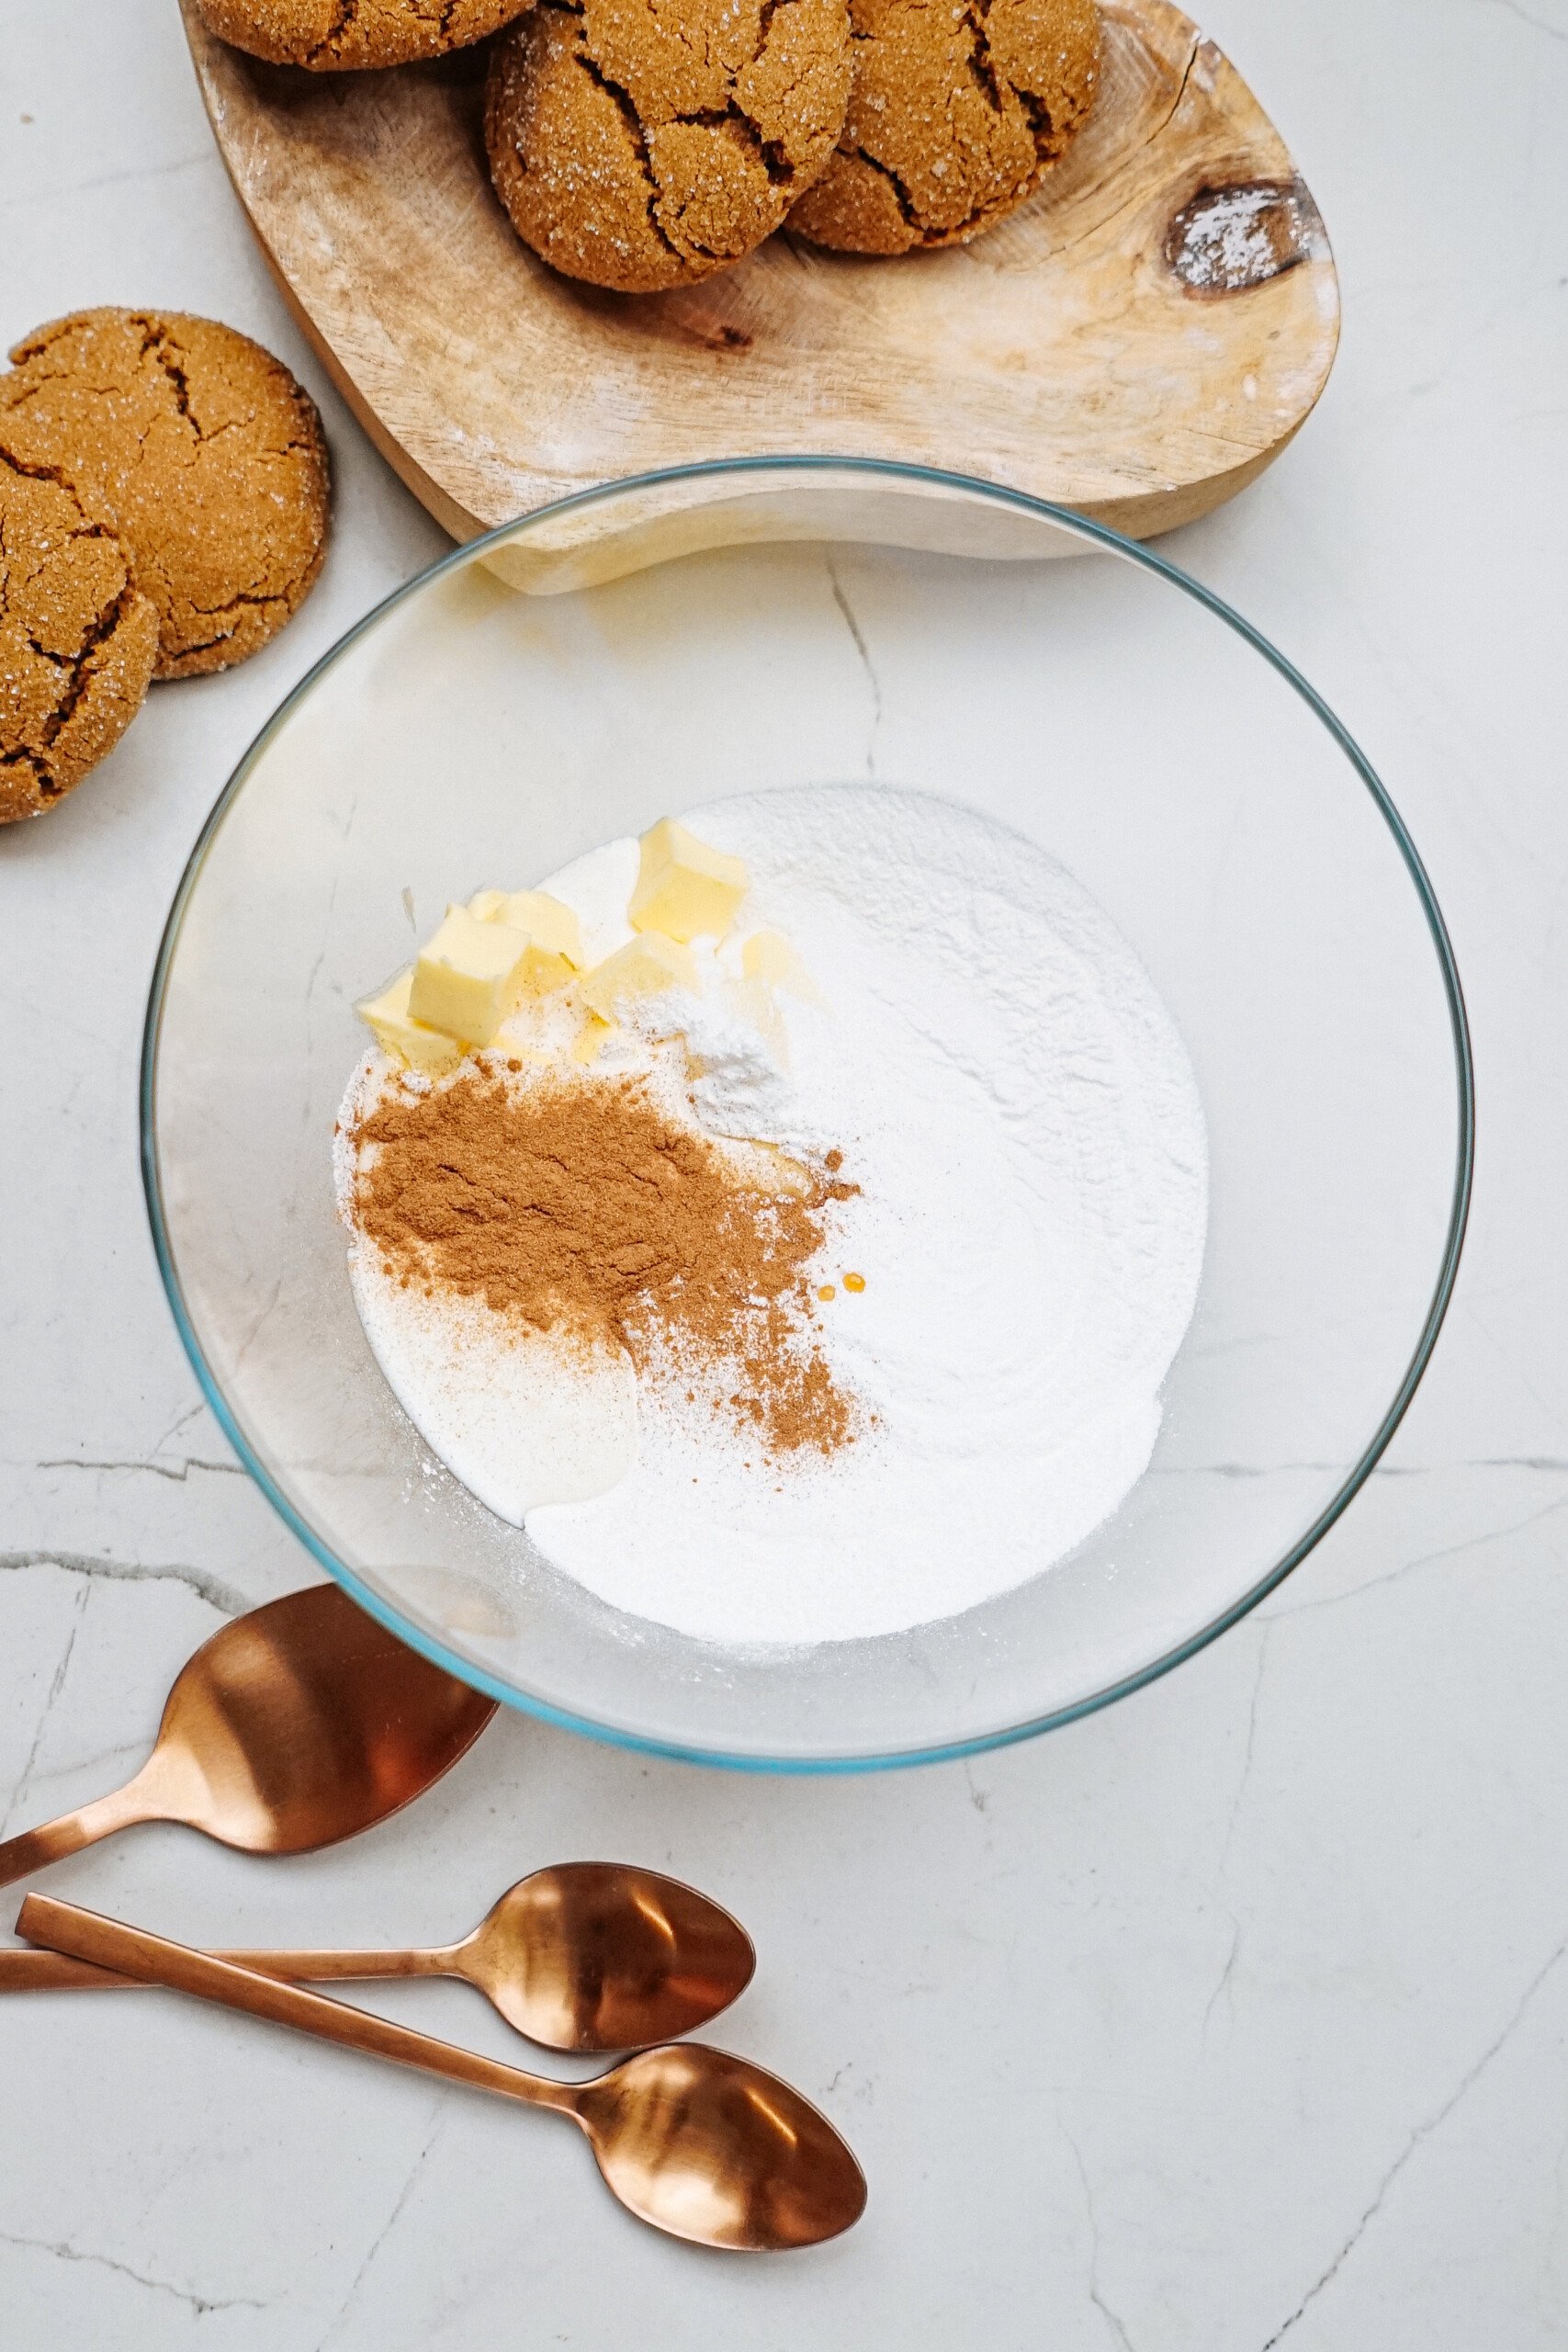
[142,460,1472,1770]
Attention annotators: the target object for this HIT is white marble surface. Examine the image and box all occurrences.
[3,1,1566,2342]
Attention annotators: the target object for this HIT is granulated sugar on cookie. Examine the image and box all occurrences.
[0,453,158,824]
[0,310,331,680]
[788,0,1100,253]
[485,0,853,292]
[195,0,532,70]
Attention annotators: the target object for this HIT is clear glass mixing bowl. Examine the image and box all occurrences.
[142,460,1472,1770]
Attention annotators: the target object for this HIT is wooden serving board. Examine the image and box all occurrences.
[182,0,1339,541]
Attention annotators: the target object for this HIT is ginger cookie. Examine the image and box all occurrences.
[485,0,853,294]
[0,311,331,680]
[195,0,533,70]
[0,455,158,824]
[787,0,1100,254]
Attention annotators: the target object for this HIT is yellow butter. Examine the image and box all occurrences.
[628,818,749,944]
[355,967,463,1076]
[581,932,700,1022]
[729,1140,813,1200]
[726,972,787,1058]
[740,928,813,998]
[409,905,531,1045]
[570,1012,616,1066]
[468,888,583,968]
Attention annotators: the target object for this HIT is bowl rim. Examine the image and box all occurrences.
[141,455,1475,1773]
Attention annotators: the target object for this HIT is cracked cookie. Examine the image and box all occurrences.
[0,311,331,681]
[194,0,535,70]
[0,456,158,824]
[485,0,853,293]
[787,0,1100,254]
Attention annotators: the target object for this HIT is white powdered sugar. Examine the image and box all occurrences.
[339,783,1208,1647]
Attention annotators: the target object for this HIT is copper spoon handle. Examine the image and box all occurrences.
[0,1776,163,1893]
[0,1942,455,1994]
[0,1951,141,1991]
[18,1895,579,2115]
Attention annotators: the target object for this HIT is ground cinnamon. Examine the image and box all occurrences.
[348,1062,858,1458]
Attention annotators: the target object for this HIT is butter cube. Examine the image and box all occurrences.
[570,1012,616,1066]
[582,932,700,1022]
[740,928,813,998]
[355,967,463,1076]
[739,1142,814,1201]
[629,818,749,944]
[468,888,584,969]
[726,973,788,1059]
[408,905,531,1045]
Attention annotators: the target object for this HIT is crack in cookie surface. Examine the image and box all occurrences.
[0,310,331,680]
[194,0,532,70]
[0,450,157,823]
[575,38,695,263]
[485,0,852,290]
[788,0,1100,253]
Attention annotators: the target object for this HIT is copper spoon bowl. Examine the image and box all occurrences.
[3,1862,755,2050]
[0,1586,495,1889]
[20,1896,866,2253]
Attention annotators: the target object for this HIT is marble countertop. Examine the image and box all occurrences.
[4,2,1566,2343]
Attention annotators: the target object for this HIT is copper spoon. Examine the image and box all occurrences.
[20,1895,866,2252]
[0,1586,495,1891]
[2,1862,754,2050]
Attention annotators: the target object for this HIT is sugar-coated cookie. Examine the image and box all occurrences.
[0,457,158,824]
[0,311,331,680]
[486,0,853,293]
[788,0,1100,254]
[195,0,534,70]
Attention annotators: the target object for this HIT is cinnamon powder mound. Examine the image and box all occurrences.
[348,1064,859,1459]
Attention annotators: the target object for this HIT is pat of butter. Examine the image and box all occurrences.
[726,973,788,1058]
[738,1142,814,1200]
[468,888,584,969]
[409,905,531,1045]
[628,818,749,944]
[581,932,700,1021]
[740,928,813,999]
[571,1012,616,1066]
[355,968,463,1076]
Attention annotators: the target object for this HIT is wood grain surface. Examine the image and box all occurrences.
[181,0,1339,541]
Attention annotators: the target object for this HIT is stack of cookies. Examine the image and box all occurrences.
[3,5,1102,814]
[1,310,330,824]
[194,0,1102,294]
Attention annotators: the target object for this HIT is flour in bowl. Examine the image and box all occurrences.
[337,784,1207,1645]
